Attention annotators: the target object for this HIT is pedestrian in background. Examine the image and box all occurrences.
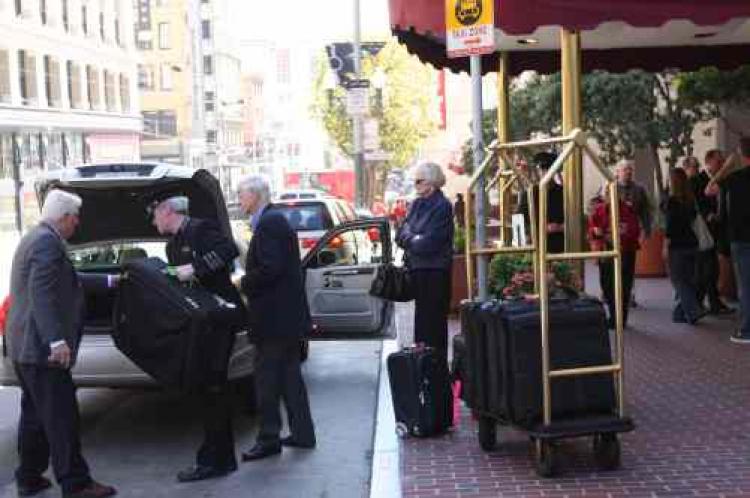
[396,163,453,364]
[150,196,246,483]
[238,175,316,461]
[454,193,465,228]
[588,190,641,329]
[708,137,750,343]
[664,168,706,325]
[615,159,653,308]
[684,154,733,314]
[517,151,565,253]
[6,190,116,498]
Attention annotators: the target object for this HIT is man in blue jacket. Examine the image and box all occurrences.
[237,175,316,461]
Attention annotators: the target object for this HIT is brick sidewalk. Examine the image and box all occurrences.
[399,277,750,498]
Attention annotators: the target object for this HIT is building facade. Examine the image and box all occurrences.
[0,0,141,233]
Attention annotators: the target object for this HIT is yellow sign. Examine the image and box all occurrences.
[445,0,495,58]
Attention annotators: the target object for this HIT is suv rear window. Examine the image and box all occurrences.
[275,202,334,231]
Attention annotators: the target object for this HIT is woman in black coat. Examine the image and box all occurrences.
[665,168,706,324]
[396,162,454,363]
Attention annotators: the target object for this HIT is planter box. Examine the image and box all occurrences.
[635,229,666,278]
[450,254,468,312]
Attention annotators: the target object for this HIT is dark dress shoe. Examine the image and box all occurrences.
[63,480,116,498]
[241,443,281,461]
[281,436,316,449]
[177,464,236,483]
[17,476,52,496]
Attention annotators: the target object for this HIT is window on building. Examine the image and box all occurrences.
[99,12,104,40]
[119,74,130,112]
[40,0,47,24]
[137,64,154,90]
[158,23,170,49]
[114,19,120,45]
[87,65,100,109]
[62,0,69,31]
[15,0,22,16]
[104,70,115,111]
[204,90,214,112]
[159,64,172,91]
[67,61,81,108]
[81,5,87,34]
[203,55,212,75]
[142,110,177,137]
[0,51,10,104]
[201,20,211,39]
[18,50,37,105]
[206,130,217,144]
[44,55,61,107]
[137,40,152,50]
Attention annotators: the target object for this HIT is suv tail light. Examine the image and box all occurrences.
[300,237,319,249]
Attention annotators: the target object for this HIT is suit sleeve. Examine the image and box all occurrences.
[193,221,239,279]
[28,234,65,344]
[240,219,289,297]
[407,202,453,256]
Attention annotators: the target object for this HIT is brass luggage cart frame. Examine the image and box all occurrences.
[463,129,634,476]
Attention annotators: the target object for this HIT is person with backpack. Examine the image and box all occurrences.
[588,191,641,329]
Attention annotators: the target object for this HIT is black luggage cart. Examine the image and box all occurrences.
[460,132,634,477]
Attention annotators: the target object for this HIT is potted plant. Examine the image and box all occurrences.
[488,254,580,300]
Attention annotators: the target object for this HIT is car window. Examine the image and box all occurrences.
[331,201,349,223]
[314,226,385,268]
[275,202,333,231]
[69,242,166,269]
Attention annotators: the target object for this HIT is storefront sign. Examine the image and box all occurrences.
[445,0,495,58]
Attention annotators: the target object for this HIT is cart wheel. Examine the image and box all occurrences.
[593,433,621,471]
[534,440,557,478]
[477,416,496,451]
[395,422,409,439]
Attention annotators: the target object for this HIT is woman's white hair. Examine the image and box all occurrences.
[414,162,446,188]
[237,174,271,204]
[616,158,635,171]
[41,189,82,223]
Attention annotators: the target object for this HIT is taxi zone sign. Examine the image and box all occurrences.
[445,0,495,58]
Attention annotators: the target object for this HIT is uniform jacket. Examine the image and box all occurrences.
[241,205,311,342]
[6,222,107,366]
[165,217,244,309]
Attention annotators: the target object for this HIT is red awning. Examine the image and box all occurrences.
[390,0,750,74]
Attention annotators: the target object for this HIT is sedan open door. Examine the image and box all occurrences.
[302,218,395,339]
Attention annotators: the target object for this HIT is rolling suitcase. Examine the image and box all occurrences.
[387,346,453,437]
[113,258,241,391]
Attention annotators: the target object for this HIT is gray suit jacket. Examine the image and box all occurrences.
[6,222,106,366]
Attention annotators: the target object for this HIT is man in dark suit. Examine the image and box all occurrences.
[149,195,246,482]
[237,175,316,461]
[6,190,116,498]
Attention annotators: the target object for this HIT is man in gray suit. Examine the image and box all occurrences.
[6,190,116,498]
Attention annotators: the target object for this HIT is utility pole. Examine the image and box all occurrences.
[352,0,365,209]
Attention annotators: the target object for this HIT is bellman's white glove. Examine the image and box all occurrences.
[175,264,196,282]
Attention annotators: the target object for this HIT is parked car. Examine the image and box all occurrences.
[0,163,394,389]
[273,196,357,257]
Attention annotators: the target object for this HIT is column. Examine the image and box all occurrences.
[496,52,511,245]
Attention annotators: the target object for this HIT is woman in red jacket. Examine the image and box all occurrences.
[588,192,641,329]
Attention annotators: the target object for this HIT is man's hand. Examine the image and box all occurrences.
[48,342,72,369]
[705,183,720,197]
[175,264,196,282]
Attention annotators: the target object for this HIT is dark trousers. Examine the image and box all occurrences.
[255,340,315,447]
[668,248,703,321]
[599,250,636,327]
[412,269,451,363]
[696,249,723,309]
[14,363,91,493]
[195,386,235,469]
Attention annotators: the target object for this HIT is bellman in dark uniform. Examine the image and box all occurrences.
[150,195,246,482]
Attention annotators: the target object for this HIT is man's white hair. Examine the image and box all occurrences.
[41,189,82,223]
[237,174,271,204]
[616,158,635,171]
[414,162,446,188]
[158,196,189,214]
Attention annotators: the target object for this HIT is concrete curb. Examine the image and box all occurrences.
[368,338,400,498]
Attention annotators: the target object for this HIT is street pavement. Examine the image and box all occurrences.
[0,340,384,498]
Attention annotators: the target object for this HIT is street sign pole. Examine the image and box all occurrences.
[471,55,487,300]
[352,0,365,209]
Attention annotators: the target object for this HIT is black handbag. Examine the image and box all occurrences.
[369,263,414,302]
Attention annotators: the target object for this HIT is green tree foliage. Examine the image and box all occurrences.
[310,39,438,203]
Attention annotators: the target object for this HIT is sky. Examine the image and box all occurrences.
[237,0,391,44]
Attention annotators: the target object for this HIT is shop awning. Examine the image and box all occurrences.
[389,0,750,75]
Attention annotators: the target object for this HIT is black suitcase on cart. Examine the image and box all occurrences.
[387,346,453,437]
[459,301,490,413]
[113,258,241,391]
